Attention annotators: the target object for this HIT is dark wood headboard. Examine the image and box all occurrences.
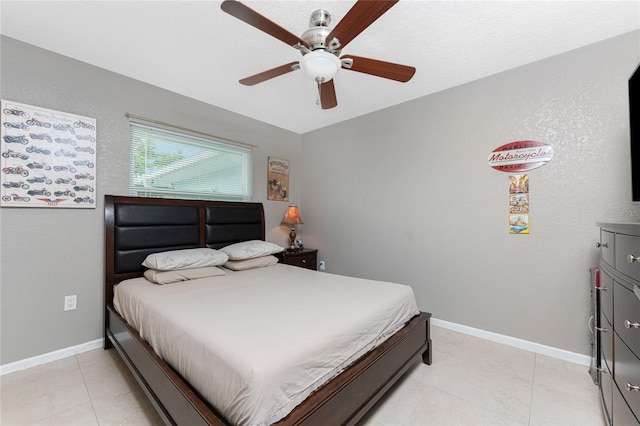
[104,195,265,321]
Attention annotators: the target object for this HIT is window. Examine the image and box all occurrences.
[129,121,252,201]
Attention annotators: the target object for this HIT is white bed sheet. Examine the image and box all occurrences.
[114,264,419,426]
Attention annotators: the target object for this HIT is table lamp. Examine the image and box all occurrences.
[281,204,304,250]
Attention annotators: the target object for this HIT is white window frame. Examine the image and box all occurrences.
[128,120,252,202]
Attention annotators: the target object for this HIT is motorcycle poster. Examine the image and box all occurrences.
[1,100,96,208]
[267,156,289,202]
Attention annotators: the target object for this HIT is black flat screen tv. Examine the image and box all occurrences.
[631,64,640,201]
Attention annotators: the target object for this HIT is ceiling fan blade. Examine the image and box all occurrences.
[221,0,309,49]
[239,62,299,86]
[341,55,415,82]
[320,80,338,110]
[325,0,398,51]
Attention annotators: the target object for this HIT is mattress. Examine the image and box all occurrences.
[114,264,420,426]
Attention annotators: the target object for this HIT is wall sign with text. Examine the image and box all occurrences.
[488,140,554,172]
[489,140,553,235]
[267,156,289,201]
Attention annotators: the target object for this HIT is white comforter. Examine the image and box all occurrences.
[114,264,419,426]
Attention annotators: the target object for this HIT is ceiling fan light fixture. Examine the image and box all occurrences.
[300,50,341,82]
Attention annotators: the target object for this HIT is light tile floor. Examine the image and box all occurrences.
[0,326,606,425]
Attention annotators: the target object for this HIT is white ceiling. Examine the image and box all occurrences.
[1,1,639,134]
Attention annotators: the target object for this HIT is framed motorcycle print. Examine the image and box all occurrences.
[1,100,97,208]
[267,156,289,201]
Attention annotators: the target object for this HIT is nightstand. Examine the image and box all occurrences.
[276,248,318,270]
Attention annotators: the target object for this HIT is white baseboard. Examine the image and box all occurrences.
[0,338,104,376]
[431,318,591,366]
[0,319,591,376]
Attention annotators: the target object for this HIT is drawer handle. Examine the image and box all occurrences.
[301,259,306,263]
[596,326,608,332]
[627,254,640,263]
[624,319,640,329]
[626,382,640,392]
[597,242,609,248]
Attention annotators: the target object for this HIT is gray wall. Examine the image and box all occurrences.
[300,31,640,355]
[0,36,301,364]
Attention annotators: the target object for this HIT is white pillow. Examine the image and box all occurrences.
[220,240,284,260]
[223,255,279,271]
[144,266,226,284]
[142,248,229,271]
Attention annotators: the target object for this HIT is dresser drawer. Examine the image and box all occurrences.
[286,255,316,270]
[615,282,640,359]
[616,234,640,281]
[613,383,639,426]
[602,230,615,267]
[601,349,613,425]
[614,334,640,421]
[600,270,614,325]
[276,249,318,271]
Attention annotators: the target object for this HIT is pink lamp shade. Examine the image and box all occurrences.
[281,205,304,226]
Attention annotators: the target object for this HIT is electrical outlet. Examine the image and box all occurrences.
[64,295,77,311]
[318,261,326,271]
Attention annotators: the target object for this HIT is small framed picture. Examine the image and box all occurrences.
[295,238,304,249]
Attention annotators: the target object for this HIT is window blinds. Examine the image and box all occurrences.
[129,122,252,201]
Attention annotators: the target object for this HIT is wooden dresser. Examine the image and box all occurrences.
[598,222,640,425]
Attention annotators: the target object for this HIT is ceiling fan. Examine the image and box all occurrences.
[220,0,416,110]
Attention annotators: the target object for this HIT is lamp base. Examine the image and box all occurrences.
[289,228,297,250]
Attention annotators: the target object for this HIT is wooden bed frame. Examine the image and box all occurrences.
[104,195,432,425]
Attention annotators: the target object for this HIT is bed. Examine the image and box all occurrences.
[104,195,432,425]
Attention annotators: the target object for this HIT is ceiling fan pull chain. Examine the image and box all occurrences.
[316,77,325,106]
